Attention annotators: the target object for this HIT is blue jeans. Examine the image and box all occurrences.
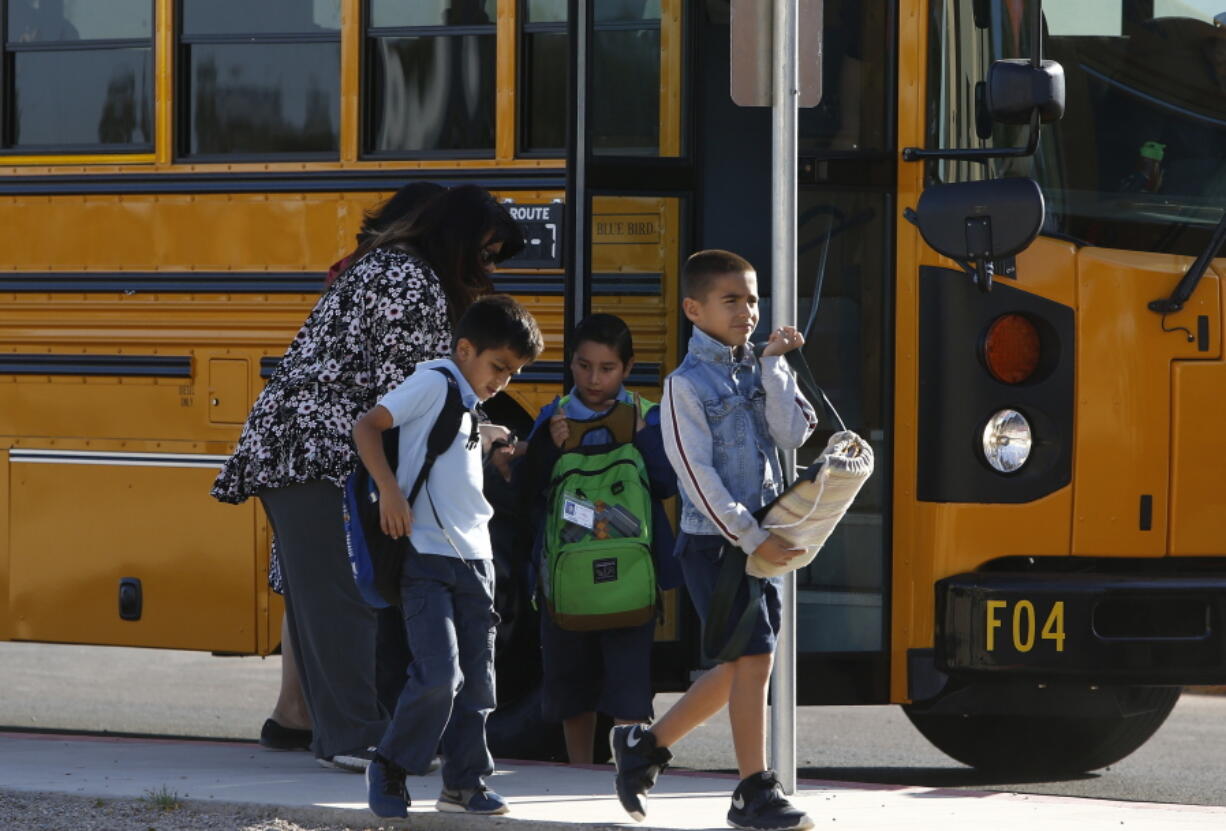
[377,553,497,790]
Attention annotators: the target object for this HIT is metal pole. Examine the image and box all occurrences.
[562,0,591,390]
[769,0,799,797]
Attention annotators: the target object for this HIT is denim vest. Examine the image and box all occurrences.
[674,328,783,536]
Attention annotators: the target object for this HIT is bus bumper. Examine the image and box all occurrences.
[935,572,1226,685]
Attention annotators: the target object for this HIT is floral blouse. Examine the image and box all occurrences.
[211,247,452,504]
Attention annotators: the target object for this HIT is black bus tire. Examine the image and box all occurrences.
[902,684,1180,776]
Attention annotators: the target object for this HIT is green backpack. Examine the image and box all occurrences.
[542,397,656,631]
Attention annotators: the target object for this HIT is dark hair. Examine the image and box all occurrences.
[453,294,545,360]
[356,181,445,245]
[572,313,634,365]
[360,185,527,322]
[681,249,755,301]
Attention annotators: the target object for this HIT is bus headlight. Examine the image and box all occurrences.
[982,409,1031,473]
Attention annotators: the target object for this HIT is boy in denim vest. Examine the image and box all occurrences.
[610,250,816,831]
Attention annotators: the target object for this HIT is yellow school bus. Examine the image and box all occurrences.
[2,0,1224,775]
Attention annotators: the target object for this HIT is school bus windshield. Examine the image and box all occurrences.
[929,0,1226,257]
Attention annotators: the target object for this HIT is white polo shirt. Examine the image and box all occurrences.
[376,358,492,560]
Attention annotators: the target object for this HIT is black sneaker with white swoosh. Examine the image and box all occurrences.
[727,770,814,831]
[610,724,673,822]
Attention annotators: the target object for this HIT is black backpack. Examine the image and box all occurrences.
[344,367,472,607]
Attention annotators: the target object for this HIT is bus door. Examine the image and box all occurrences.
[687,2,898,704]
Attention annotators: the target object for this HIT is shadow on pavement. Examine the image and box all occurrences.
[798,766,1099,789]
[706,767,1098,790]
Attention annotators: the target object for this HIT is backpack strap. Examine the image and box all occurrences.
[407,367,474,505]
[632,391,655,422]
[560,401,636,451]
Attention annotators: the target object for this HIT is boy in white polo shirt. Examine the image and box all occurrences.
[352,295,544,819]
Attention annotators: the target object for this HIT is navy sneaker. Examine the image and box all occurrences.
[366,753,410,818]
[610,724,672,822]
[436,785,509,814]
[727,771,814,831]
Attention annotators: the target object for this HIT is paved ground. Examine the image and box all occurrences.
[2,730,1226,830]
[5,642,1226,806]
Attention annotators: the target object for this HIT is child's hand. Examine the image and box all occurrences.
[480,422,514,453]
[752,533,804,566]
[488,437,520,483]
[761,325,805,357]
[549,410,570,448]
[379,487,413,539]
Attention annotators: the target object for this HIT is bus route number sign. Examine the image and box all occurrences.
[504,203,562,269]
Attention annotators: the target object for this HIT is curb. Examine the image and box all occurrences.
[4,789,643,831]
[191,800,638,831]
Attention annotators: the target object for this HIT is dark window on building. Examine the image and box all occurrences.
[179,0,340,158]
[2,0,153,152]
[365,0,496,157]
[519,0,661,157]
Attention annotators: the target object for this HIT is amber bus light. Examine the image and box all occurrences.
[983,313,1041,384]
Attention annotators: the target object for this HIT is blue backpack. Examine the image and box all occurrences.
[343,367,470,607]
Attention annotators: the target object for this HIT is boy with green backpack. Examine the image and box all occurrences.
[517,314,680,765]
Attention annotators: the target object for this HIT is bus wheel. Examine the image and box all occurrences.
[902,683,1180,776]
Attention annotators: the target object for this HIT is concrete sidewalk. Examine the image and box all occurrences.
[2,731,1224,830]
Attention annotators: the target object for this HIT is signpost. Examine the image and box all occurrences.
[731,0,823,797]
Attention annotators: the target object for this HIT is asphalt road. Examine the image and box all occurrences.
[1,641,1224,806]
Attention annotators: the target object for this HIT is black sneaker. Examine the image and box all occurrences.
[610,724,672,822]
[259,718,312,751]
[366,753,410,818]
[318,746,376,773]
[727,771,814,831]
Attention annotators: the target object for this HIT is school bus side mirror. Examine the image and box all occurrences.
[904,0,1060,164]
[975,59,1065,139]
[908,177,1045,292]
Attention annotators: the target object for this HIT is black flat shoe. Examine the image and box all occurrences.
[260,718,312,751]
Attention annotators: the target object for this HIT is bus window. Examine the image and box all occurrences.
[532,1,678,158]
[930,0,1226,255]
[520,1,568,154]
[593,2,662,155]
[366,0,497,156]
[180,0,340,158]
[797,0,891,153]
[4,0,152,151]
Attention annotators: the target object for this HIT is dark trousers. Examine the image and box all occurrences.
[375,605,411,714]
[379,553,498,790]
[259,480,389,758]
